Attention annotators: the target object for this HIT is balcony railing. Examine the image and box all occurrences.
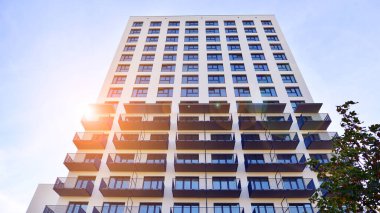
[248,178,315,198]
[123,103,171,114]
[43,205,87,213]
[118,115,171,130]
[237,102,286,113]
[174,154,238,172]
[238,114,293,130]
[107,153,166,172]
[176,133,235,150]
[113,133,169,150]
[293,103,323,113]
[177,115,233,130]
[73,132,108,149]
[242,132,299,150]
[64,153,102,171]
[179,103,230,113]
[53,177,94,196]
[304,132,338,150]
[171,207,244,213]
[252,207,319,213]
[93,206,162,213]
[245,153,306,172]
[297,113,331,130]
[172,178,241,198]
[81,115,114,131]
[99,177,164,197]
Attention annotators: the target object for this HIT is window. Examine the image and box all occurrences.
[211,154,234,164]
[206,20,218,26]
[141,54,155,61]
[270,44,283,50]
[182,75,198,84]
[224,21,236,26]
[246,154,265,164]
[127,37,138,43]
[206,28,219,34]
[260,87,277,97]
[249,44,262,50]
[227,44,241,51]
[261,20,272,25]
[165,45,177,51]
[143,177,164,189]
[138,203,162,213]
[163,54,176,61]
[246,35,259,41]
[159,75,174,84]
[146,37,158,42]
[214,204,241,213]
[208,64,224,71]
[207,44,222,51]
[120,54,133,61]
[135,76,150,84]
[283,177,305,190]
[229,54,243,61]
[184,45,199,51]
[184,36,198,42]
[243,20,254,26]
[207,54,222,61]
[107,88,123,97]
[234,87,251,97]
[108,177,129,189]
[226,36,239,42]
[267,35,279,41]
[277,63,292,71]
[289,203,314,213]
[144,45,157,51]
[175,177,199,189]
[101,203,125,213]
[124,45,136,51]
[66,202,88,213]
[245,28,257,33]
[251,204,275,213]
[254,63,269,71]
[251,53,265,60]
[148,29,160,34]
[185,28,198,34]
[112,76,126,84]
[150,21,161,27]
[274,53,287,60]
[225,28,237,33]
[166,36,178,42]
[230,64,245,71]
[186,21,198,26]
[183,54,198,61]
[132,22,143,27]
[264,27,276,33]
[167,28,179,34]
[172,203,199,213]
[161,64,176,72]
[310,154,330,164]
[157,88,173,97]
[208,75,225,83]
[132,88,148,97]
[183,64,199,72]
[138,65,153,72]
[290,100,305,110]
[257,75,273,83]
[169,21,180,26]
[212,177,237,189]
[286,87,302,97]
[181,88,198,97]
[232,75,248,83]
[206,36,220,42]
[116,65,129,72]
[249,177,270,189]
[277,154,298,163]
[282,75,297,83]
[209,88,227,97]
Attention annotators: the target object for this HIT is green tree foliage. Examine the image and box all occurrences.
[308,101,380,212]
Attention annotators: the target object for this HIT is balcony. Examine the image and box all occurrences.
[242,133,299,150]
[237,102,286,113]
[43,205,87,213]
[118,115,170,130]
[248,178,315,198]
[53,177,94,196]
[177,115,233,130]
[297,114,331,130]
[81,115,114,131]
[123,103,171,113]
[64,153,102,171]
[172,178,241,198]
[238,114,292,130]
[99,177,164,197]
[73,132,108,149]
[176,133,235,150]
[179,103,230,113]
[245,154,306,172]
[304,132,338,150]
[293,103,323,113]
[113,133,168,150]
[107,153,166,172]
[175,154,238,172]
[170,207,244,213]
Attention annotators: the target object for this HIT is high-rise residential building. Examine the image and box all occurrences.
[28,15,336,213]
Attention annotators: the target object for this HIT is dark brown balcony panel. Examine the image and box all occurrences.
[238,115,292,130]
[174,154,238,172]
[297,114,331,130]
[113,133,169,150]
[73,132,108,149]
[245,154,306,172]
[99,177,164,197]
[242,133,299,150]
[176,133,235,150]
[64,153,102,171]
[123,103,171,114]
[118,115,170,130]
[237,103,286,113]
[179,103,230,114]
[53,177,95,197]
[106,153,166,172]
[304,132,338,150]
[293,103,323,113]
[177,116,232,130]
[88,103,116,114]
[81,116,114,131]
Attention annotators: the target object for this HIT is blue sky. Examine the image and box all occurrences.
[0,0,379,212]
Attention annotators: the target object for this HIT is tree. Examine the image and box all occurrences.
[308,101,380,212]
